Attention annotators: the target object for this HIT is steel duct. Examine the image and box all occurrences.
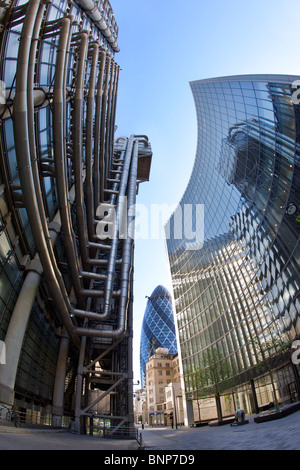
[75,0,119,52]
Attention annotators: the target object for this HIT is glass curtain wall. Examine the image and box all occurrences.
[0,0,119,419]
[166,75,300,416]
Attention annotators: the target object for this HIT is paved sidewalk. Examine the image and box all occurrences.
[0,426,140,450]
[0,410,299,450]
[140,409,300,450]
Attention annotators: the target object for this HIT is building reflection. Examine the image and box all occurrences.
[166,75,300,424]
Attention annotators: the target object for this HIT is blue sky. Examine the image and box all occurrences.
[110,0,300,384]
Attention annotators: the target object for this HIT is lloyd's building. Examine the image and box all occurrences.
[0,0,152,435]
[166,75,300,424]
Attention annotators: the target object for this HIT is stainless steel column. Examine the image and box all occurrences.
[52,333,70,426]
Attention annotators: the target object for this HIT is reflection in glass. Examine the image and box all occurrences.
[166,75,300,409]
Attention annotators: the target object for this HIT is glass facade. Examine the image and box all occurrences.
[0,0,152,434]
[166,75,300,413]
[140,285,177,387]
[0,0,120,418]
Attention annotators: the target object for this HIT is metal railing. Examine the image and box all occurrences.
[85,423,144,446]
[0,406,70,430]
[0,406,144,447]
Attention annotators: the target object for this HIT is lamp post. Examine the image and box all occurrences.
[171,383,178,429]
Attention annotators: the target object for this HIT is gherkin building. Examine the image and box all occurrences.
[140,285,177,387]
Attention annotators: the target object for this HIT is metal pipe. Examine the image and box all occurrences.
[75,0,119,51]
[102,58,115,191]
[87,241,111,250]
[86,42,99,241]
[10,2,148,353]
[74,138,139,337]
[108,149,125,205]
[0,187,74,405]
[13,0,78,346]
[75,335,87,429]
[52,333,70,426]
[105,62,118,179]
[80,271,107,281]
[109,139,139,336]
[88,258,122,266]
[0,88,49,120]
[27,2,68,299]
[99,55,111,203]
[52,16,85,308]
[79,289,120,297]
[108,64,119,169]
[97,149,125,245]
[103,135,134,316]
[93,49,106,211]
[72,31,90,270]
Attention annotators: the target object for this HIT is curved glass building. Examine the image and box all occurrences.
[166,75,300,418]
[140,285,177,387]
